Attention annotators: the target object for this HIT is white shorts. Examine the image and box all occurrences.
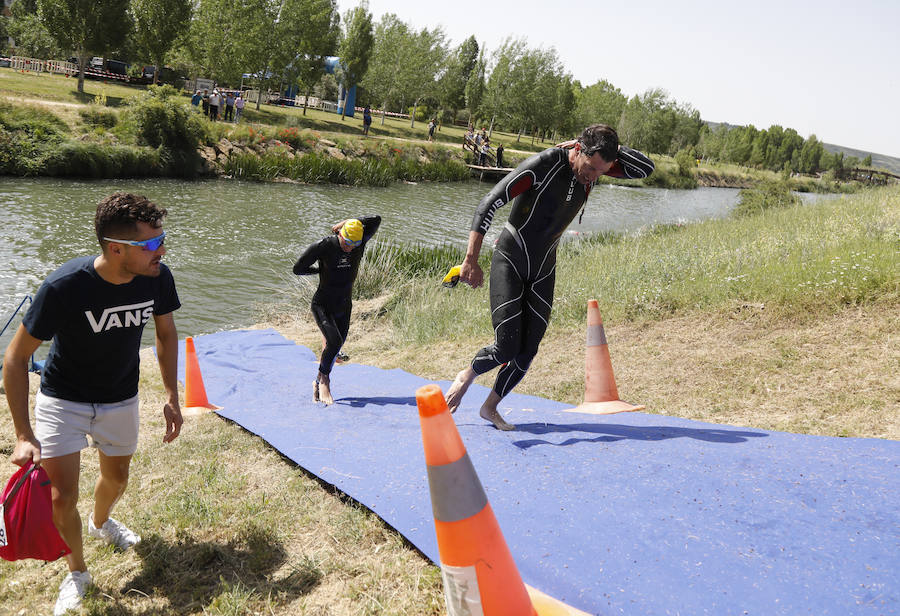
[34,391,140,459]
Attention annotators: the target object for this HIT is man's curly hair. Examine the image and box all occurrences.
[95,192,167,247]
[579,124,619,162]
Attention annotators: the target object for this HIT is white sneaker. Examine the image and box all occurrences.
[88,515,141,550]
[54,570,91,616]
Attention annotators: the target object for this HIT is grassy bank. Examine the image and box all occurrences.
[271,184,899,438]
[1,186,897,614]
[0,68,868,191]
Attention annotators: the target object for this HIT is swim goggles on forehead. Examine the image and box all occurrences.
[102,231,166,251]
[342,236,362,247]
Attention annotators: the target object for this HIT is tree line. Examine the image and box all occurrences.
[2,0,863,173]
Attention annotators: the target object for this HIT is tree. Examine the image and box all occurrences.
[397,25,446,127]
[361,13,409,124]
[464,49,485,124]
[481,37,526,135]
[131,0,192,85]
[573,79,626,130]
[185,0,266,87]
[437,35,478,123]
[617,88,678,154]
[37,0,132,93]
[336,2,373,120]
[291,0,340,116]
[5,0,62,59]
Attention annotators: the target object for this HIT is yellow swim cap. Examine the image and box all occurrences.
[340,219,363,244]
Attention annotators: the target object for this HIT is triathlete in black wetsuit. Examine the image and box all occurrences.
[445,124,653,429]
[293,216,381,404]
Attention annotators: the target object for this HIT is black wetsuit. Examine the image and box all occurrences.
[469,146,653,398]
[292,216,381,375]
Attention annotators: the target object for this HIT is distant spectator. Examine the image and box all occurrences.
[209,90,220,121]
[202,89,210,116]
[191,90,202,108]
[363,106,372,135]
[224,91,235,122]
[427,118,436,141]
[479,141,491,166]
[234,95,245,123]
[496,143,504,167]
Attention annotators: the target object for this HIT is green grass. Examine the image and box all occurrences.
[281,184,899,345]
[0,67,148,106]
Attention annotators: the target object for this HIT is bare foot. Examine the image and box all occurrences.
[480,405,515,431]
[446,368,476,413]
[318,374,334,405]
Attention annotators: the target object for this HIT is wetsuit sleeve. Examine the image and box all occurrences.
[292,239,325,275]
[470,154,543,234]
[605,145,655,179]
[360,215,381,242]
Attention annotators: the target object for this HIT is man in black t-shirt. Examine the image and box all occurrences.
[293,216,381,405]
[3,193,182,616]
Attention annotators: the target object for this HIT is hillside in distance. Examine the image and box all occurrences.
[821,143,900,176]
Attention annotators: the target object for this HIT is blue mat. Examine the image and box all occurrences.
[177,329,899,615]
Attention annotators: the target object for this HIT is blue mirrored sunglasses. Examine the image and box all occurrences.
[343,236,362,247]
[103,231,166,251]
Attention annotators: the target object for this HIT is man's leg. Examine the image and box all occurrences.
[481,269,555,430]
[447,254,524,413]
[41,452,87,572]
[311,302,349,405]
[93,451,132,527]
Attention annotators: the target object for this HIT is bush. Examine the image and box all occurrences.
[79,107,118,129]
[0,103,68,174]
[124,85,207,151]
[734,180,801,217]
[41,142,161,178]
[674,148,695,177]
[275,126,318,150]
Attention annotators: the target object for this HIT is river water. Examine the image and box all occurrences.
[2,176,810,350]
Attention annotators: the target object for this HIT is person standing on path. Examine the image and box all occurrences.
[444,124,654,430]
[292,216,381,405]
[224,91,235,122]
[363,106,372,135]
[4,192,183,615]
[234,94,245,123]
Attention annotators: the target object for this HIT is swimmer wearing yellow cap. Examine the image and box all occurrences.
[292,216,382,404]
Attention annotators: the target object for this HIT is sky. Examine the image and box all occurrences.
[336,0,900,158]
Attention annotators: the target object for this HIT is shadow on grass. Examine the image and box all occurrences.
[85,526,321,614]
[71,90,129,108]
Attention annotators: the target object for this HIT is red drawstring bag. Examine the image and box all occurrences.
[0,462,70,561]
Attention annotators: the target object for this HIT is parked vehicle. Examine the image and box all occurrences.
[105,59,128,76]
[140,65,186,88]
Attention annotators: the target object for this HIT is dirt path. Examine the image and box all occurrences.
[0,94,84,109]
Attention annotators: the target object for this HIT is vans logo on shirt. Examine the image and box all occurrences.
[85,300,154,333]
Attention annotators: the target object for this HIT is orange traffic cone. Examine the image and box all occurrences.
[416,384,537,616]
[183,336,221,416]
[564,299,644,415]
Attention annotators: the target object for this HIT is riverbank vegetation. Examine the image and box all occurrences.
[271,184,898,439]
[0,68,877,192]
